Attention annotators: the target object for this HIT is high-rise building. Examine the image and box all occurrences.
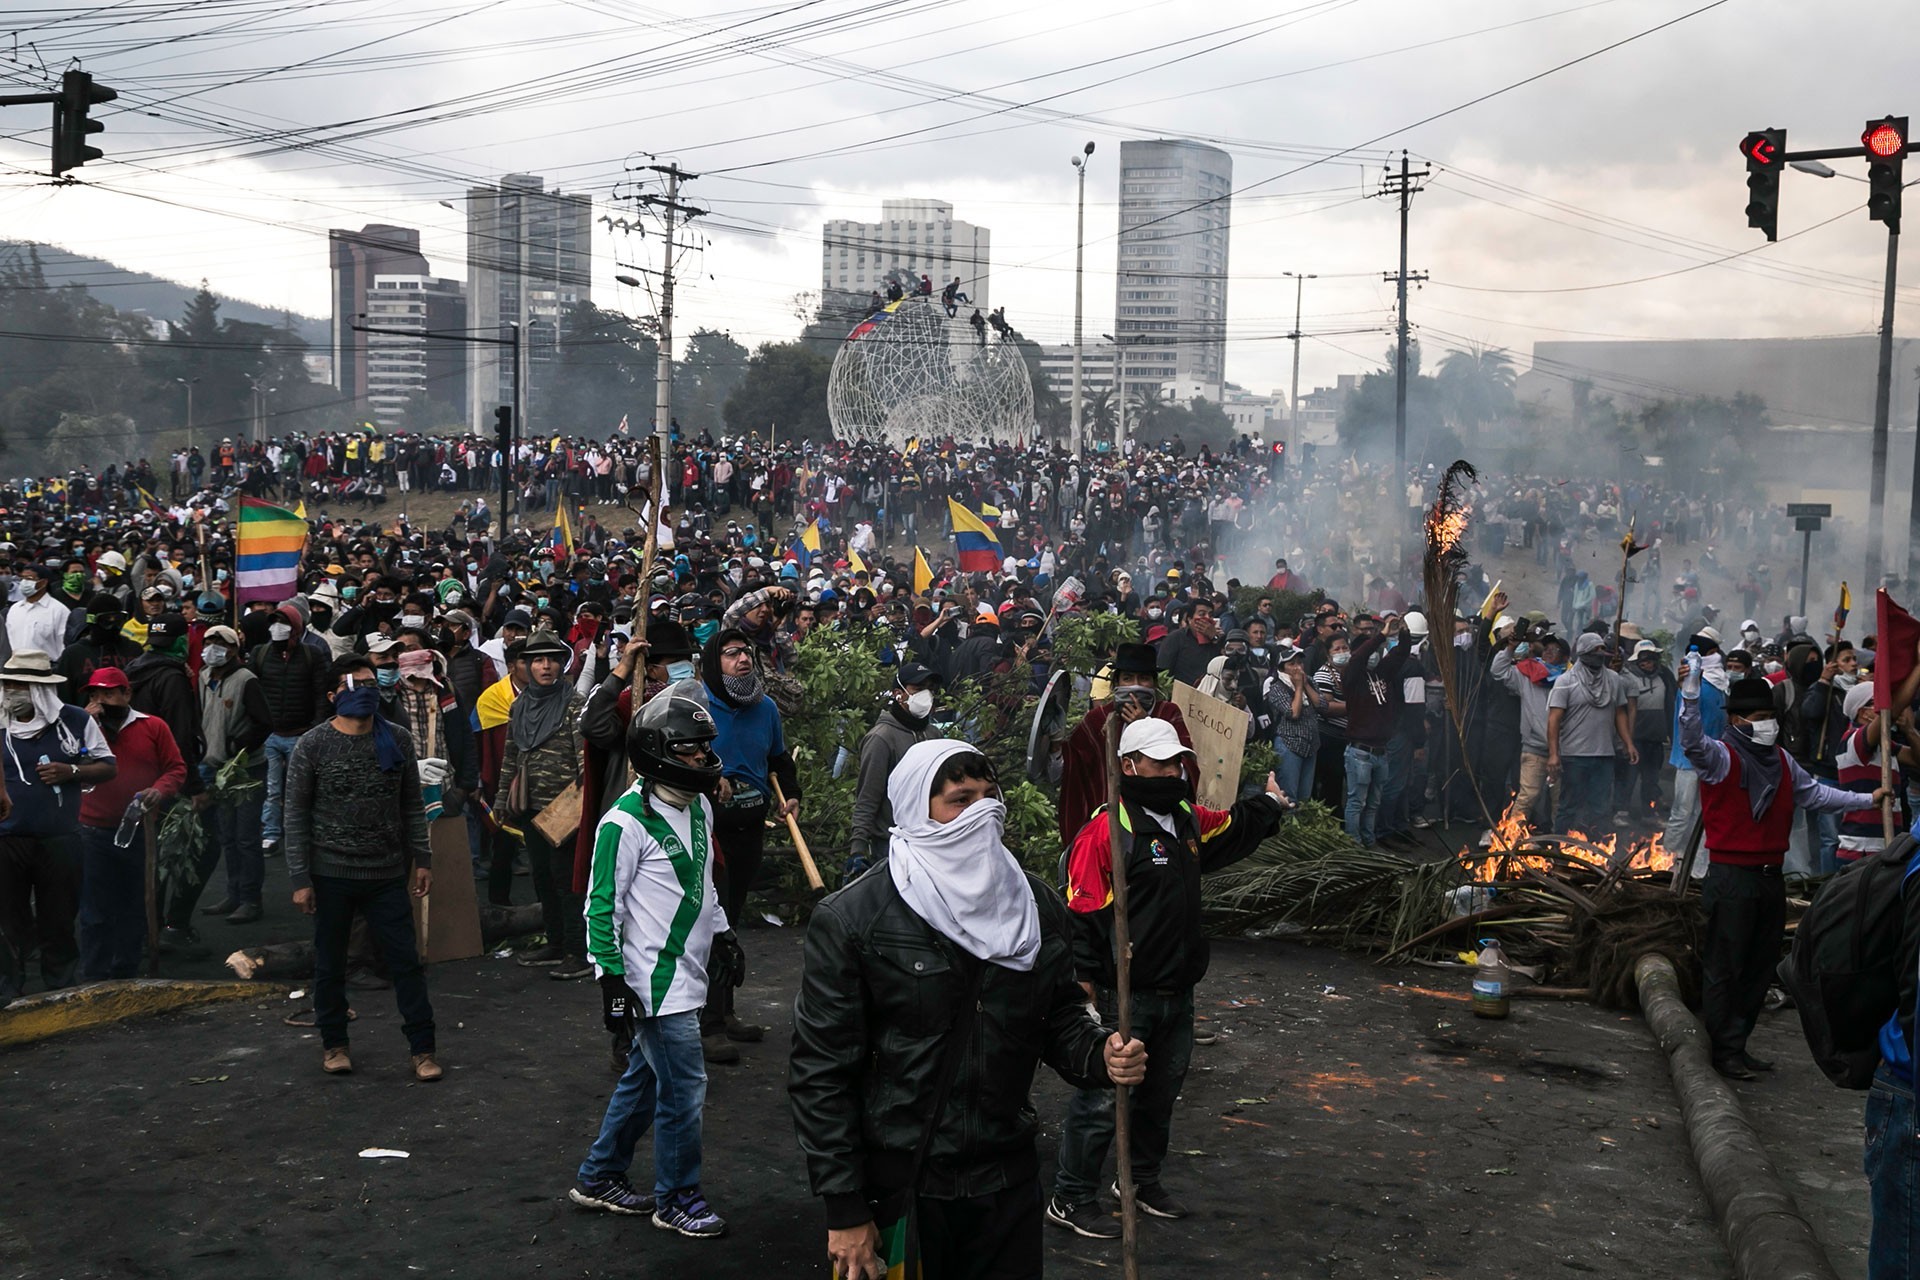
[328,224,428,406]
[362,274,468,429]
[1038,344,1115,402]
[1113,139,1232,407]
[821,199,990,313]
[466,173,592,435]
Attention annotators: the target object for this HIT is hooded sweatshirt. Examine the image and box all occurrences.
[249,603,329,735]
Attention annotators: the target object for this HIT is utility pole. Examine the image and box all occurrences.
[628,164,704,466]
[1285,271,1315,458]
[1380,151,1430,562]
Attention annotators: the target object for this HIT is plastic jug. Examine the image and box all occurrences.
[1472,938,1512,1019]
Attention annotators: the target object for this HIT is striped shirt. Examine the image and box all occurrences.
[1836,725,1895,859]
[583,783,729,1018]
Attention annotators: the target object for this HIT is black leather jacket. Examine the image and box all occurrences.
[789,862,1113,1229]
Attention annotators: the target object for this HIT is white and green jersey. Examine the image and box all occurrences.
[583,784,729,1018]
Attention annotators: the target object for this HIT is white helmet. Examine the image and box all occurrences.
[1403,610,1429,638]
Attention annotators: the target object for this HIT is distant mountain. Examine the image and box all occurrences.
[0,240,327,344]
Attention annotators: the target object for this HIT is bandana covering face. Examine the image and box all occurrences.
[886,740,1041,972]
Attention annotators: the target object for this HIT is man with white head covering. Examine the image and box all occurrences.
[0,649,115,1003]
[1050,718,1292,1238]
[790,739,1146,1280]
[1546,631,1636,835]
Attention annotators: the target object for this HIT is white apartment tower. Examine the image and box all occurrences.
[821,199,990,313]
[1113,139,1232,406]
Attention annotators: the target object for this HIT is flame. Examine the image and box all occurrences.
[1461,802,1673,883]
[1426,505,1471,554]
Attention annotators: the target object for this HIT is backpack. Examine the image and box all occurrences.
[1777,833,1920,1088]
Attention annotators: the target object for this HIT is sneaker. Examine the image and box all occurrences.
[571,1175,652,1216]
[550,957,593,981]
[322,1046,353,1075]
[226,903,262,925]
[1045,1194,1119,1239]
[199,897,239,917]
[701,1033,740,1065]
[516,943,565,967]
[1117,1181,1190,1220]
[652,1187,727,1238]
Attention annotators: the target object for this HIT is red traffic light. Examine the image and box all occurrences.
[1865,120,1907,158]
[1740,131,1780,166]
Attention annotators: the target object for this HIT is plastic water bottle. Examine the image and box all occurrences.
[114,796,145,849]
[1472,938,1512,1019]
[39,755,55,793]
[1683,644,1702,699]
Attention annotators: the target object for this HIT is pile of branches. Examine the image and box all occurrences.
[1204,817,1702,1009]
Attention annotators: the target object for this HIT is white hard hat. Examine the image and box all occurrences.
[1403,610,1429,638]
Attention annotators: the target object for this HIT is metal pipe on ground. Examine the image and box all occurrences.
[1633,953,1839,1280]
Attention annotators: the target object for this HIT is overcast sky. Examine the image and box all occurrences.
[1,0,1914,414]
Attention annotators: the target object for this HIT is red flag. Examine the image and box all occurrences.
[1873,588,1920,708]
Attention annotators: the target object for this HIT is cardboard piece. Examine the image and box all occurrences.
[412,816,484,964]
[1170,680,1248,811]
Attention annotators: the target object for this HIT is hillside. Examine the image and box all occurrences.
[0,240,326,344]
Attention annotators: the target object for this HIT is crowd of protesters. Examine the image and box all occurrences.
[3,418,1917,1275]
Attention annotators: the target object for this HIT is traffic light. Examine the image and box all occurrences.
[1864,116,1908,231]
[493,404,513,452]
[50,69,115,176]
[1739,128,1785,241]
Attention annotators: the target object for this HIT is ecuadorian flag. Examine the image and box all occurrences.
[948,498,1001,574]
[913,547,933,596]
[553,502,575,557]
[235,498,307,607]
[787,518,823,570]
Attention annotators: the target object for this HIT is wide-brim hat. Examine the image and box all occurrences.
[1,650,63,683]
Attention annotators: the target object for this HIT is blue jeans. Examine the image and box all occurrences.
[261,733,301,844]
[203,761,265,906]
[1053,988,1194,1204]
[1808,808,1841,876]
[1379,733,1415,836]
[1271,741,1314,808]
[579,1009,708,1196]
[77,826,143,980]
[1558,755,1615,835]
[1343,744,1388,846]
[1866,1066,1918,1279]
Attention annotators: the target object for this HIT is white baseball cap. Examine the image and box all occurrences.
[1119,717,1194,761]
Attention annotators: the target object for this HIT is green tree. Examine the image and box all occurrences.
[677,328,749,437]
[1335,341,1451,461]
[724,340,833,441]
[547,302,659,438]
[1437,342,1517,443]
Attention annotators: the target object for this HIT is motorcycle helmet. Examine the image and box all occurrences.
[627,678,723,792]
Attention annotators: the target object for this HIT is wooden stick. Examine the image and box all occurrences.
[767,776,824,890]
[1104,713,1140,1280]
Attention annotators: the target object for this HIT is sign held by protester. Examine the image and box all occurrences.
[1171,681,1246,811]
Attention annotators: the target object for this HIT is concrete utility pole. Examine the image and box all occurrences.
[1285,271,1315,457]
[634,164,703,463]
[1380,152,1429,565]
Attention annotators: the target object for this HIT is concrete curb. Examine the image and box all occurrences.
[1634,953,1840,1280]
[0,979,282,1048]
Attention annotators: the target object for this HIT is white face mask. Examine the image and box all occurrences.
[269,623,292,642]
[1764,660,1783,675]
[904,689,935,718]
[202,645,230,669]
[1746,720,1780,747]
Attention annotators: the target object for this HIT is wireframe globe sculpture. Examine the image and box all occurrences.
[827,295,1034,449]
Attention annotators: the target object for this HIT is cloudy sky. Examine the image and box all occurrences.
[0,0,1913,411]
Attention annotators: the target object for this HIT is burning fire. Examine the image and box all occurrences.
[1426,505,1471,554]
[1461,802,1673,884]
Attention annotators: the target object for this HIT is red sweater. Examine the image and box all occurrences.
[79,711,187,827]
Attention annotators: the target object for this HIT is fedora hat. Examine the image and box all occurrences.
[1,650,64,684]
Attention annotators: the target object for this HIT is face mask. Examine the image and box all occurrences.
[694,620,719,645]
[375,667,399,689]
[1120,771,1193,812]
[311,609,332,630]
[1513,642,1531,660]
[1836,672,1860,690]
[181,574,195,589]
[904,689,935,719]
[4,689,33,718]
[334,683,379,718]
[1545,662,1567,679]
[466,563,479,574]
[1331,652,1351,667]
[1579,652,1608,669]
[202,645,230,669]
[269,623,292,643]
[666,660,696,683]
[402,614,426,630]
[1765,660,1784,675]
[216,568,229,582]
[1454,632,1474,650]
[1743,719,1780,747]
[98,704,130,729]
[342,586,358,601]
[20,579,43,598]
[62,572,84,595]
[1147,608,1163,620]
[444,590,463,606]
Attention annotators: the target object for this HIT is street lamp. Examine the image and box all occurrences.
[1069,140,1095,456]
[1790,159,1838,178]
[175,377,198,461]
[1103,331,1150,451]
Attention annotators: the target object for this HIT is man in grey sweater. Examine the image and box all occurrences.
[286,652,439,1082]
